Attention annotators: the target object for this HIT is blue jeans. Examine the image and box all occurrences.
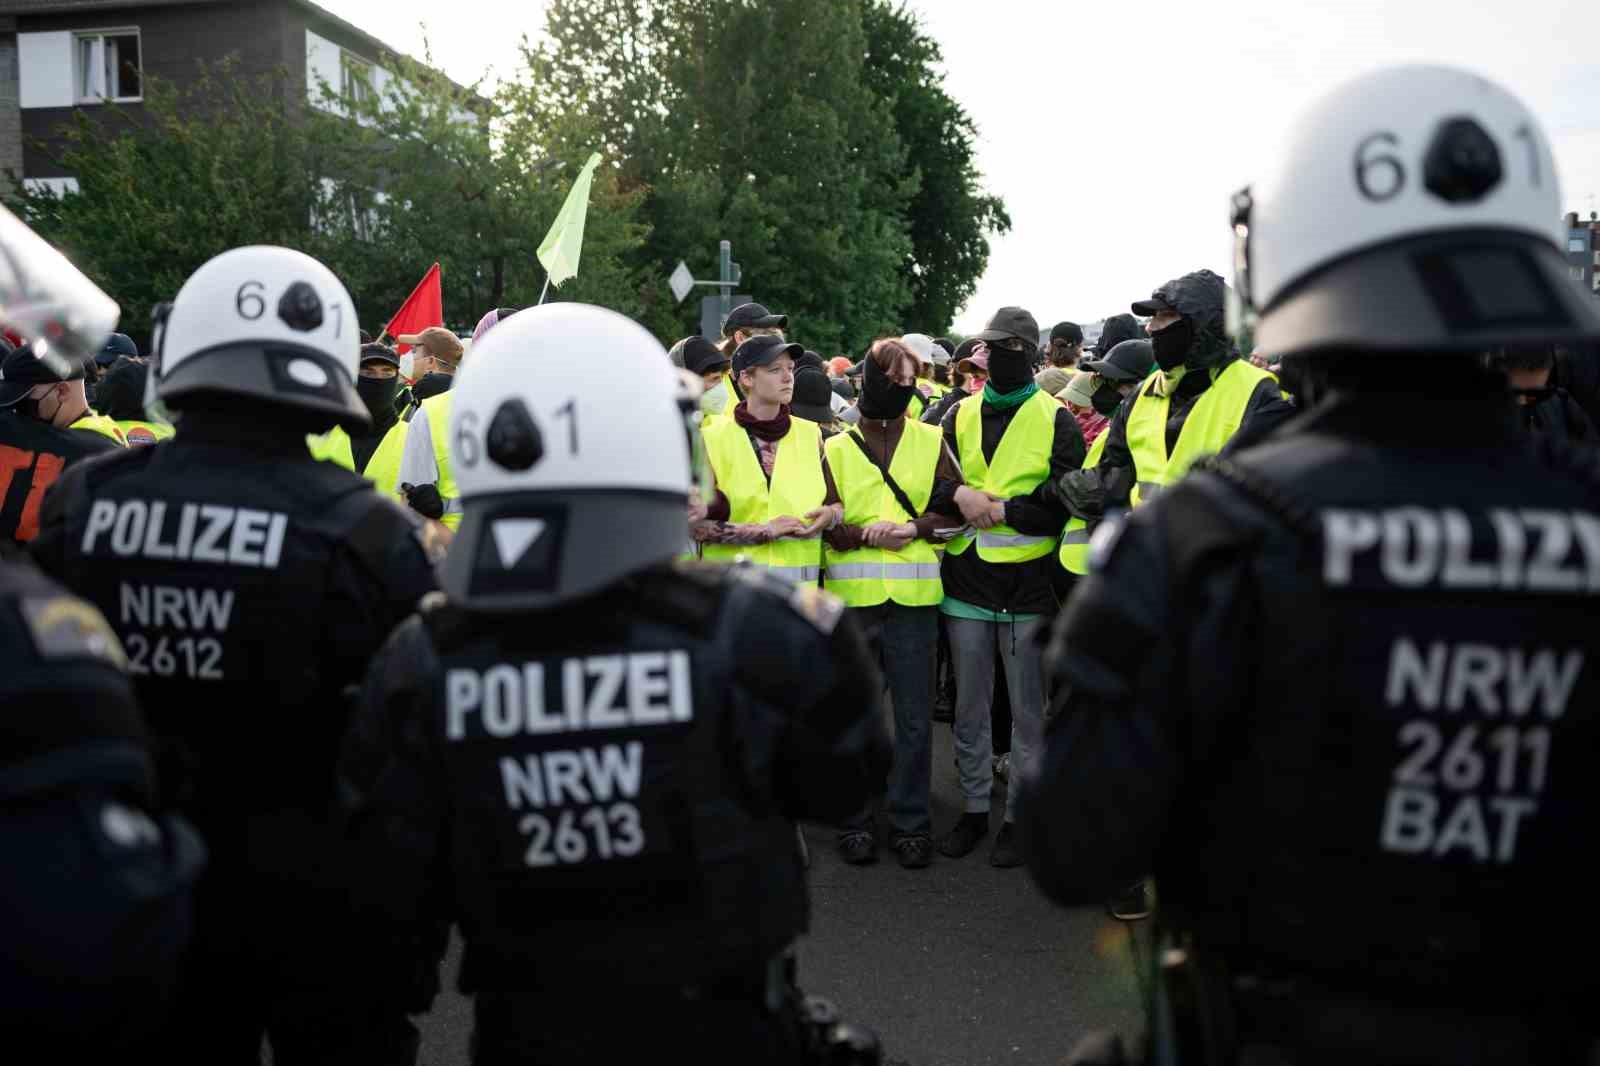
[840,602,936,839]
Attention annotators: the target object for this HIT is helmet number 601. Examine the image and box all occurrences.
[1354,132,1405,202]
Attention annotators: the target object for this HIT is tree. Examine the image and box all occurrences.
[521,0,929,354]
[11,56,651,345]
[12,62,327,346]
[861,0,1010,335]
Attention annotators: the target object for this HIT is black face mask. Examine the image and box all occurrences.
[1090,382,1124,416]
[986,346,1032,392]
[357,374,401,423]
[858,354,916,420]
[1151,317,1195,371]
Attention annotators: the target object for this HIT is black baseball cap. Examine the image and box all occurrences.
[1049,321,1083,345]
[731,333,803,376]
[971,306,1040,348]
[1082,338,1154,383]
[790,366,836,424]
[0,345,82,407]
[359,342,400,369]
[723,302,788,332]
[679,336,728,376]
[96,332,138,367]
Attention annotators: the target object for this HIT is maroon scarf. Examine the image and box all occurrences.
[734,401,792,442]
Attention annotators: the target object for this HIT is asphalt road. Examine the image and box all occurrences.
[415,711,1144,1066]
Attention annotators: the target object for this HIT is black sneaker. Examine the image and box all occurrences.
[989,821,1023,868]
[837,831,877,865]
[1106,877,1153,921]
[890,834,933,869]
[937,813,989,858]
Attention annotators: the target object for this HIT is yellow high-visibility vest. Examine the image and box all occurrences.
[946,390,1058,564]
[701,415,826,585]
[422,391,462,530]
[1125,360,1274,508]
[306,426,355,470]
[70,412,126,446]
[823,421,943,607]
[1058,429,1111,575]
[115,419,173,446]
[363,420,409,498]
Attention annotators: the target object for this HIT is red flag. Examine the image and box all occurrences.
[385,263,443,354]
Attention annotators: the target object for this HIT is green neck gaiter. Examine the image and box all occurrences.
[982,380,1039,410]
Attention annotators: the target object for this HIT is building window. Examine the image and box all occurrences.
[1571,266,1586,282]
[1570,237,1589,253]
[341,52,374,109]
[74,30,140,103]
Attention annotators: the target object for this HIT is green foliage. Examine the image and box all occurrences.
[11,56,650,344]
[10,3,1004,351]
[860,0,1010,335]
[521,0,1005,351]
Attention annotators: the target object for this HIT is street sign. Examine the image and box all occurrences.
[701,294,751,341]
[669,260,694,304]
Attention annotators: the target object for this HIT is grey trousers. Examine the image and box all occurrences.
[946,614,1047,819]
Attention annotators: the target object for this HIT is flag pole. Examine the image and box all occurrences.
[538,274,552,305]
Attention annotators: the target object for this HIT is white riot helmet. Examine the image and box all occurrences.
[1231,65,1600,359]
[444,302,697,611]
[149,246,366,429]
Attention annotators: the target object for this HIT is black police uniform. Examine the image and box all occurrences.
[0,552,204,1054]
[340,561,890,1065]
[1021,386,1600,1063]
[28,414,441,1064]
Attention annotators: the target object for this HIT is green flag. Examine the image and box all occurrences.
[536,152,603,289]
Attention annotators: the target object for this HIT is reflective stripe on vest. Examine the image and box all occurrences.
[362,419,409,498]
[1059,428,1112,575]
[71,412,126,446]
[701,416,825,584]
[822,420,943,608]
[423,391,462,530]
[946,390,1059,563]
[306,426,355,470]
[115,419,174,446]
[1125,360,1272,508]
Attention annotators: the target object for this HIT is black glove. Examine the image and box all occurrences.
[401,482,444,520]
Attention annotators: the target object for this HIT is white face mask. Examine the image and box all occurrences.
[399,351,415,380]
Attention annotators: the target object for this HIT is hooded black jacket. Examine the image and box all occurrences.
[1061,272,1295,514]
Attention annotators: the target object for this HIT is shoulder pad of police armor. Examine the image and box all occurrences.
[54,439,152,495]
[416,590,471,648]
[719,566,845,636]
[1185,454,1320,541]
[16,593,127,669]
[633,562,723,633]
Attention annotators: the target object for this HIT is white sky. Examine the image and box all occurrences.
[321,0,1600,333]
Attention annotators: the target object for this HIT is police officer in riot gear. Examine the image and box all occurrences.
[1021,66,1600,1065]
[30,245,439,1064]
[339,302,890,1065]
[0,551,204,1055]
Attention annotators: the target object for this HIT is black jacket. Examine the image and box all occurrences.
[339,563,889,1052]
[939,393,1083,615]
[1021,387,1600,1036]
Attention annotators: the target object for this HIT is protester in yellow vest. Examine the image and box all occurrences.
[88,355,169,446]
[1055,338,1155,575]
[9,351,127,447]
[824,337,963,870]
[396,326,475,530]
[936,307,1084,870]
[700,302,788,424]
[306,343,409,495]
[695,334,841,584]
[1084,270,1295,511]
